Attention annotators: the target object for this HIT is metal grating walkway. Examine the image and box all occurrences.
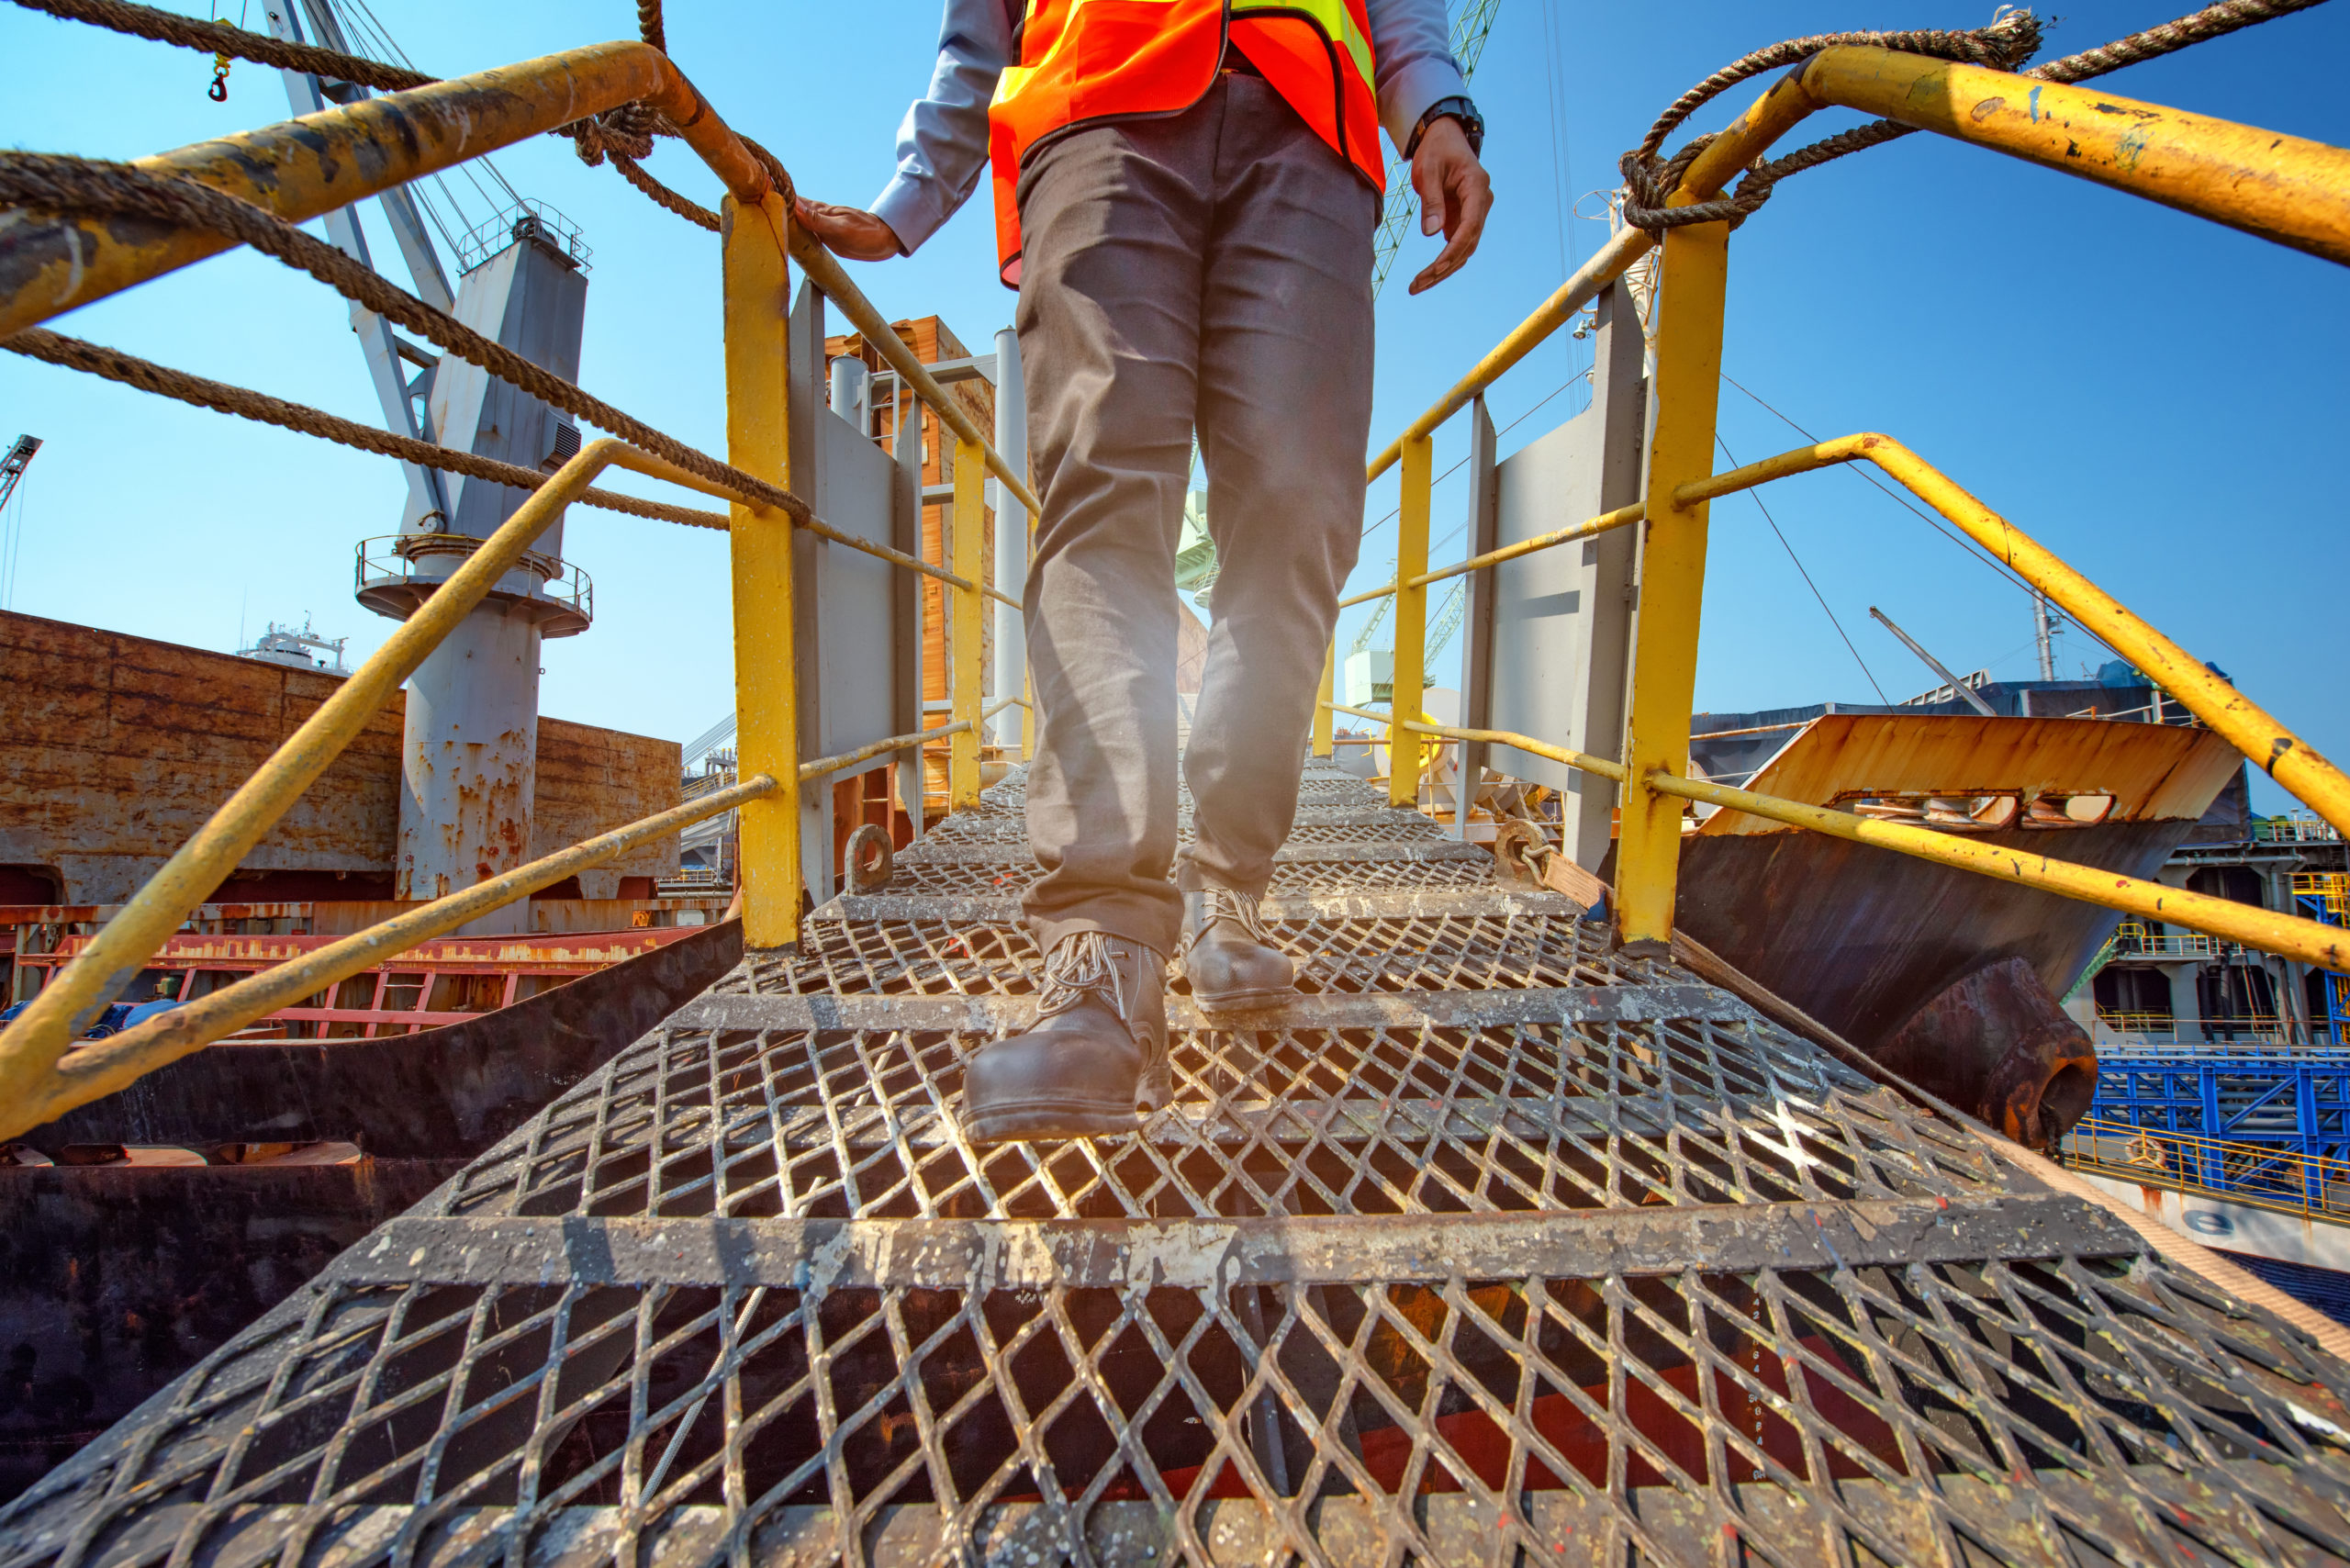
[12,763,2350,1566]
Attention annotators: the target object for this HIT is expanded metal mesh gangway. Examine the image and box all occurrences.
[11,763,2350,1567]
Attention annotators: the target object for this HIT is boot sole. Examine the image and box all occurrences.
[962,1099,1141,1144]
[1188,985,1299,1017]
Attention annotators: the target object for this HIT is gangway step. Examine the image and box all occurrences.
[10,764,2350,1566]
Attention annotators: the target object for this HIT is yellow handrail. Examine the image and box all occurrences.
[0,41,774,340]
[0,439,712,1063]
[1647,768,2349,973]
[1336,499,1647,609]
[0,773,778,1141]
[1324,701,1627,783]
[1800,48,2350,267]
[1675,433,2350,840]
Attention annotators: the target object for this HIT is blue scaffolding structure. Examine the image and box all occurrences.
[2086,1047,2350,1205]
[2297,872,2350,1045]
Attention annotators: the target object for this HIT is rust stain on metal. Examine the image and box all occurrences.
[1696,713,2244,836]
[1872,956,2097,1149]
[0,611,683,905]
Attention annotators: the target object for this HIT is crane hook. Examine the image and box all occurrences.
[207,53,231,102]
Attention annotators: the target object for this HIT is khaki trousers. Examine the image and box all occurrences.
[1014,70,1378,958]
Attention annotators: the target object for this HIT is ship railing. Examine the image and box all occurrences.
[0,40,1035,1140]
[2111,923,2233,960]
[2265,817,2347,845]
[1318,44,2350,982]
[2064,1114,2350,1228]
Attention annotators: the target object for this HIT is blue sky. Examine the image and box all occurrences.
[3,0,2343,812]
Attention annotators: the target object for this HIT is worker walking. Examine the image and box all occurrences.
[799,0,1491,1142]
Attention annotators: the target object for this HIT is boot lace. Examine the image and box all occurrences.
[1185,886,1274,955]
[1037,931,1133,1021]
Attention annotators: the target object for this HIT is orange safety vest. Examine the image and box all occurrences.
[988,0,1383,286]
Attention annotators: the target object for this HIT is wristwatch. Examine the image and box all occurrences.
[1406,95,1485,160]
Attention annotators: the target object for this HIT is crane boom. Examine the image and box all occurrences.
[1369,0,1505,297]
[0,434,39,513]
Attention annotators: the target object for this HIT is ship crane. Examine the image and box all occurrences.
[0,433,39,609]
[0,433,39,513]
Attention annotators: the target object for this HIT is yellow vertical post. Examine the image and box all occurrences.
[1313,641,1335,757]
[950,436,986,809]
[1612,219,1731,951]
[722,193,800,949]
[1021,666,1035,763]
[1388,436,1432,807]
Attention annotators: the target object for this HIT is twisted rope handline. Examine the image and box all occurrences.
[1633,11,2045,162]
[610,155,721,231]
[1618,11,2042,234]
[2031,0,2329,81]
[10,0,431,91]
[1626,0,2331,235]
[0,153,811,525]
[2,328,730,531]
[636,0,666,58]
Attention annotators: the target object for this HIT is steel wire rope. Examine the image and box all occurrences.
[1715,432,1891,705]
[1718,371,2123,664]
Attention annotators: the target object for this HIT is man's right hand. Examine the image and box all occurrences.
[794,197,904,262]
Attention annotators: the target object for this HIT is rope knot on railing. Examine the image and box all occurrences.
[563,106,660,168]
[1615,8,2044,235]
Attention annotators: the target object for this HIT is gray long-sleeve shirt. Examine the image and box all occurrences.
[871,0,1465,252]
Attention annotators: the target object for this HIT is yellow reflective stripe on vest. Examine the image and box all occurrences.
[1231,0,1374,91]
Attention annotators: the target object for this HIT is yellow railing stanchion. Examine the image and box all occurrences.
[1388,435,1432,808]
[1314,644,1336,758]
[723,193,802,950]
[1612,218,1730,950]
[950,436,987,810]
[1021,671,1036,764]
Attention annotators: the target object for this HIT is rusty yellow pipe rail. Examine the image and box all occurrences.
[0,41,768,340]
[1323,702,1626,783]
[1336,499,1648,609]
[0,44,1047,556]
[788,237,1042,520]
[1649,768,2350,974]
[1801,47,2350,267]
[1674,432,2350,840]
[1365,225,1652,485]
[800,722,971,786]
[1405,501,1648,592]
[0,773,778,1142]
[0,439,708,1080]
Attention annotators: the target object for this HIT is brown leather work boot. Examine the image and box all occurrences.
[960,931,1169,1143]
[1179,878,1296,1014]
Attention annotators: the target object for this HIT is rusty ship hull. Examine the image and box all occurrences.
[1671,712,2244,1050]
